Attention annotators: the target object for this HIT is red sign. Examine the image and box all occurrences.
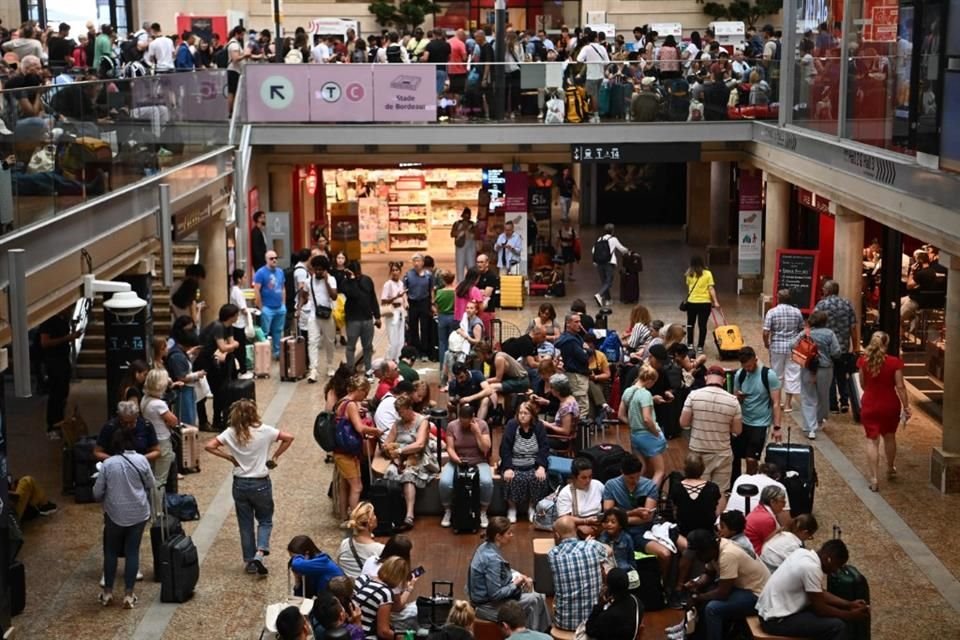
[503,172,529,215]
[796,187,831,213]
[863,0,898,42]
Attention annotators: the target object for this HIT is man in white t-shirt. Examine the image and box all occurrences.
[725,462,792,527]
[556,458,605,536]
[145,23,174,72]
[304,254,338,383]
[756,540,868,638]
[575,31,610,121]
[373,381,415,444]
[311,38,332,63]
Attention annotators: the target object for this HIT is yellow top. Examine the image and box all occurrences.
[685,269,715,304]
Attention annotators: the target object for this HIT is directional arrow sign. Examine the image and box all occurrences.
[260,76,294,110]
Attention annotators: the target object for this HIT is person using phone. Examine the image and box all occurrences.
[360,535,420,631]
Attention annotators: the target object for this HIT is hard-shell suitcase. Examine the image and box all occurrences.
[452,465,481,534]
[764,431,817,515]
[620,269,639,304]
[223,378,256,414]
[362,447,404,537]
[159,533,199,602]
[254,340,271,378]
[712,309,745,360]
[151,513,184,581]
[580,443,629,483]
[634,553,666,611]
[180,425,201,473]
[280,335,307,381]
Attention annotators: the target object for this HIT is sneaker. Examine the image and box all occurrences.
[840,404,849,414]
[527,506,536,522]
[123,594,138,609]
[238,372,254,380]
[98,592,113,607]
[807,431,817,440]
[136,570,143,581]
[252,558,268,577]
[99,574,105,588]
[594,293,604,307]
[37,502,58,516]
[440,510,452,528]
[307,374,317,384]
[245,561,258,575]
[479,511,489,529]
[327,368,337,377]
[507,507,517,524]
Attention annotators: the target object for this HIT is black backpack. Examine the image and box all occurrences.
[214,45,230,69]
[737,366,772,406]
[284,264,306,312]
[313,411,337,452]
[592,235,612,265]
[386,43,403,63]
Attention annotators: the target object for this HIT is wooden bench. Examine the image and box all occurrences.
[533,537,555,595]
[473,619,501,640]
[746,616,812,640]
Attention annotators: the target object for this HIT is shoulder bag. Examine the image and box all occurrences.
[310,278,332,319]
[679,275,702,312]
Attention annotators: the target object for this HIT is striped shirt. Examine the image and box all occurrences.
[683,386,742,453]
[762,304,804,354]
[511,427,539,469]
[352,575,394,640]
[548,538,608,630]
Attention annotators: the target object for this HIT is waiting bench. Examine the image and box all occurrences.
[746,616,813,640]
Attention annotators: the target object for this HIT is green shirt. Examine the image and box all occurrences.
[398,361,419,382]
[435,288,454,315]
[93,34,113,69]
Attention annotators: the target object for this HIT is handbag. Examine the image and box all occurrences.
[244,309,256,340]
[333,401,363,455]
[533,484,563,531]
[310,278,332,319]
[679,275,702,312]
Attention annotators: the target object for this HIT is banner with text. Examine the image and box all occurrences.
[738,171,763,277]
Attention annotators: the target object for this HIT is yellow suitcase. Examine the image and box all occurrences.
[500,275,525,309]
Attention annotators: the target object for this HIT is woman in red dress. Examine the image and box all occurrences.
[857,331,911,492]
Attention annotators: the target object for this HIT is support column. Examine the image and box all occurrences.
[931,256,960,492]
[831,205,865,331]
[763,174,791,295]
[707,161,731,264]
[199,213,228,327]
[685,161,710,247]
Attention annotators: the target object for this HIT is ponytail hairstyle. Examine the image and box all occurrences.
[227,398,260,446]
[862,331,889,378]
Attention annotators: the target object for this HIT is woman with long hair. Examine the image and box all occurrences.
[621,304,653,354]
[683,256,719,352]
[288,534,345,596]
[619,365,667,486]
[451,208,477,280]
[381,261,407,362]
[454,267,484,322]
[140,369,179,488]
[332,251,349,346]
[361,534,420,630]
[857,331,909,491]
[334,375,381,523]
[118,359,150,403]
[352,556,411,640]
[527,302,561,342]
[204,399,294,576]
[500,401,550,524]
[337,501,385,579]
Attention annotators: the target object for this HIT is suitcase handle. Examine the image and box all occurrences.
[710,308,727,328]
[432,580,454,600]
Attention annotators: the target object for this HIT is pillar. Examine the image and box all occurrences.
[831,205,865,331]
[199,212,228,327]
[707,161,731,264]
[931,256,960,492]
[685,161,711,247]
[763,174,791,295]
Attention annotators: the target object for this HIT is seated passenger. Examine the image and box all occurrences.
[726,461,792,526]
[584,567,644,640]
[756,540,869,638]
[499,401,550,524]
[8,475,57,520]
[666,454,721,536]
[382,396,435,531]
[555,457,605,538]
[287,535,345,597]
[717,510,756,559]
[426,600,476,640]
[583,332,614,418]
[360,534,419,631]
[597,507,635,571]
[458,342,531,412]
[310,590,365,640]
[337,502,385,579]
[548,516,609,631]
[440,404,493,529]
[761,514,819,573]
[352,556,409,640]
[745,486,788,555]
[684,529,770,640]
[542,373,579,450]
[447,363,491,422]
[275,604,311,640]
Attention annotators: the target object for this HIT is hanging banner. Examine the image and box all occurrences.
[738,171,763,277]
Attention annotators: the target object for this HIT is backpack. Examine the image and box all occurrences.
[214,45,230,69]
[599,331,622,364]
[564,85,589,123]
[592,235,612,265]
[314,410,337,452]
[284,264,306,313]
[386,43,403,63]
[97,53,118,79]
[545,94,565,123]
[737,366,772,407]
[791,330,820,371]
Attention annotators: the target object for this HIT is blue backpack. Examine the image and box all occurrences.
[599,332,623,364]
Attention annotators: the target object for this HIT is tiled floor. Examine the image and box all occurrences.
[7,223,960,639]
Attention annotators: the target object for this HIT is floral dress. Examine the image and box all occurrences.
[384,413,437,488]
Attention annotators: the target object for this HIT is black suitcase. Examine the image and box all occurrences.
[764,437,817,515]
[71,436,99,503]
[622,251,643,274]
[10,561,25,616]
[151,513,184,581]
[452,465,481,534]
[520,90,540,116]
[633,554,665,612]
[223,378,256,413]
[580,443,628,482]
[362,448,405,537]
[620,269,639,304]
[159,533,200,602]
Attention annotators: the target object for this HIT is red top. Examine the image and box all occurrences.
[745,504,778,555]
[857,354,905,437]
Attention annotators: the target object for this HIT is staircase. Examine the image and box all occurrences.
[75,243,199,378]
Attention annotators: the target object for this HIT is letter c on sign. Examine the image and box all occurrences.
[346,83,365,102]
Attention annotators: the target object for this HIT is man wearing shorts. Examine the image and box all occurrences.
[226,26,248,115]
[732,347,782,489]
[680,365,742,493]
[457,344,530,410]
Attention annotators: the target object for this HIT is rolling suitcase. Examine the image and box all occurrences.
[151,511,184,581]
[620,269,639,304]
[633,553,666,611]
[71,436,99,503]
[254,340,271,378]
[159,533,200,602]
[712,309,745,360]
[580,443,628,483]
[180,425,201,473]
[764,428,817,515]
[828,526,871,640]
[362,448,404,537]
[9,560,25,616]
[279,335,307,381]
[452,465,481,534]
[223,378,256,414]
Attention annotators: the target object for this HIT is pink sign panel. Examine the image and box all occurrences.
[309,65,375,122]
[372,65,437,122]
[245,64,310,122]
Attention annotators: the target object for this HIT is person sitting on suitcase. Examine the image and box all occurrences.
[755,539,869,639]
[94,401,160,464]
[440,404,493,529]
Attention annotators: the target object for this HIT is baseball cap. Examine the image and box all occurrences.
[705,365,726,380]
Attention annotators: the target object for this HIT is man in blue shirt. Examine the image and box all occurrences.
[174,32,195,70]
[448,363,490,421]
[555,313,589,419]
[253,250,287,358]
[402,254,434,361]
[732,346,782,487]
[494,221,524,274]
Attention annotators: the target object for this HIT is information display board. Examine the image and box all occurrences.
[773,249,820,313]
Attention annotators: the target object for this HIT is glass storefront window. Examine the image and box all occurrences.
[438,0,580,32]
[792,0,843,134]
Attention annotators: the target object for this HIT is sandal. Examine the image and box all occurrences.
[868,480,879,492]
[887,467,898,479]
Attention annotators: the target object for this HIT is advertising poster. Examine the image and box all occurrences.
[372,65,437,122]
[738,171,763,277]
[358,197,387,253]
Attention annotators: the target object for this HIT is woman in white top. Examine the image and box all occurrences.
[204,398,294,576]
[229,268,254,379]
[760,513,818,573]
[140,369,179,488]
[360,534,420,631]
[555,456,605,538]
[380,261,406,362]
[337,501,385,579]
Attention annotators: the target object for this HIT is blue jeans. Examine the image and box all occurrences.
[102,515,148,592]
[233,476,274,563]
[704,588,758,640]
[346,319,375,373]
[437,313,457,382]
[260,305,287,357]
[439,462,494,507]
[596,262,615,301]
[436,69,449,95]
